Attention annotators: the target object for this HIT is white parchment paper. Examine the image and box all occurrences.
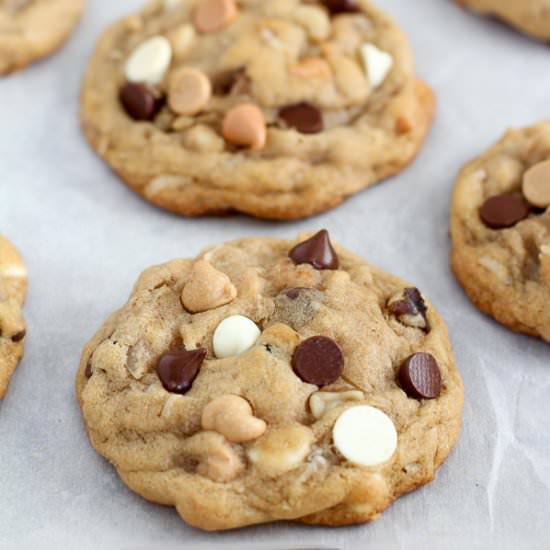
[1,0,549,548]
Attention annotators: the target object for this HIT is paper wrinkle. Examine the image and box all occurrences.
[1,0,550,548]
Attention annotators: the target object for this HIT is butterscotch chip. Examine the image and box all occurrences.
[451,122,550,343]
[0,235,28,399]
[194,0,238,34]
[222,104,266,150]
[77,233,463,531]
[169,68,212,116]
[522,160,550,209]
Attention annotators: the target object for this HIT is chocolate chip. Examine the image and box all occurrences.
[11,330,26,343]
[85,360,93,379]
[479,193,530,229]
[323,0,360,15]
[398,353,441,400]
[388,288,430,332]
[279,102,323,134]
[289,230,339,270]
[285,288,302,300]
[119,83,161,121]
[292,336,344,386]
[156,347,206,394]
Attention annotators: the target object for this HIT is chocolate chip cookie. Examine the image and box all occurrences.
[81,0,435,220]
[0,236,27,399]
[0,0,85,75]
[457,0,550,41]
[451,123,550,342]
[76,230,463,531]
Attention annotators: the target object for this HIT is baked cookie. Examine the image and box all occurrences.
[77,230,463,531]
[457,0,550,41]
[0,236,27,399]
[81,0,435,220]
[0,0,85,75]
[451,123,550,342]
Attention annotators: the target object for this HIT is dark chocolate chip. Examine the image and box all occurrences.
[279,102,323,134]
[323,0,360,15]
[289,230,339,270]
[398,352,441,400]
[479,193,530,229]
[85,360,93,379]
[119,83,161,121]
[292,336,344,386]
[285,288,302,300]
[156,347,207,394]
[388,288,430,332]
[11,330,26,343]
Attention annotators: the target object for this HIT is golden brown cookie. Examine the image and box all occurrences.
[81,0,435,220]
[0,0,85,75]
[457,0,550,41]
[0,235,27,399]
[451,123,550,343]
[77,231,463,531]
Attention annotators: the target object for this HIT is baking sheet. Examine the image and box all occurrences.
[1,0,549,548]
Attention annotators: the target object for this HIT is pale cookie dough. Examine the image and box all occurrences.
[0,0,85,75]
[81,0,435,220]
[0,236,27,399]
[76,231,463,531]
[451,123,550,343]
[457,0,550,41]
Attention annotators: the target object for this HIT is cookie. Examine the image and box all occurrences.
[457,0,550,41]
[0,0,85,75]
[81,0,435,220]
[0,236,27,399]
[450,123,550,342]
[76,230,463,531]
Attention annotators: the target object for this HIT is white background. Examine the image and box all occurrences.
[1,1,549,549]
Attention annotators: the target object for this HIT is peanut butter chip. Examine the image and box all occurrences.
[169,68,212,115]
[523,160,550,208]
[290,58,332,80]
[181,260,237,313]
[194,0,238,34]
[222,103,266,150]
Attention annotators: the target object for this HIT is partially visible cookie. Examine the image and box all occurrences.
[81,0,434,220]
[457,0,550,41]
[0,0,85,75]
[0,236,27,399]
[451,123,550,342]
[77,230,463,531]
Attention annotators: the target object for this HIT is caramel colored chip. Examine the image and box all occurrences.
[290,58,332,80]
[194,0,238,34]
[169,67,212,115]
[222,103,266,150]
[522,160,550,209]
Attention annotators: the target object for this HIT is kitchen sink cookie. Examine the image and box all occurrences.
[81,0,435,220]
[451,123,550,342]
[0,236,27,399]
[77,230,463,530]
[0,0,85,75]
[457,0,550,41]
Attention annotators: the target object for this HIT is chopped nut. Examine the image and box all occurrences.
[387,287,430,331]
[309,390,364,419]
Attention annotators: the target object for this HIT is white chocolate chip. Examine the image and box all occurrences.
[213,315,260,358]
[247,425,314,475]
[309,390,364,419]
[360,43,393,89]
[333,405,397,467]
[125,36,172,85]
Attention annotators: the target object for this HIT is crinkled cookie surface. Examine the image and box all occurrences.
[457,0,550,41]
[77,231,463,531]
[451,123,550,342]
[0,235,27,399]
[81,0,434,220]
[0,0,84,75]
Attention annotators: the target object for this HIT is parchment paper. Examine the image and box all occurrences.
[1,0,549,548]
